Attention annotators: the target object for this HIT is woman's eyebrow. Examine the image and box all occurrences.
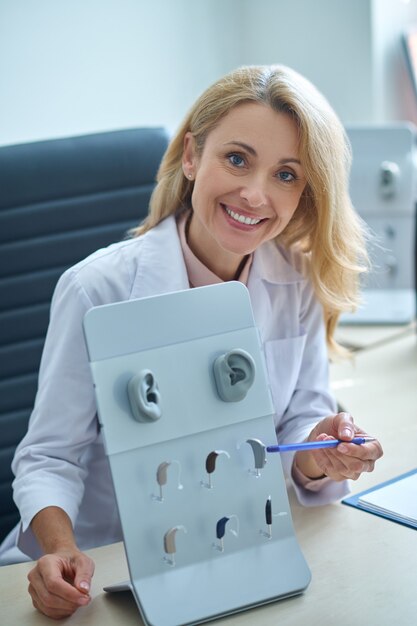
[224,141,257,156]
[223,141,301,165]
[278,157,302,166]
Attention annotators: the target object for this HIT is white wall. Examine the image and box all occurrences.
[239,0,374,123]
[0,0,242,145]
[1,0,417,146]
[239,0,417,125]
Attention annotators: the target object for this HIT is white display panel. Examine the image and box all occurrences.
[83,282,311,626]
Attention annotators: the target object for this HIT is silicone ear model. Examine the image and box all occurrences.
[127,370,162,422]
[213,349,256,402]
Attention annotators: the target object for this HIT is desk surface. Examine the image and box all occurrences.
[1,331,417,626]
[335,320,416,352]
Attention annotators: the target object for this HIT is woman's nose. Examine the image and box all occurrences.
[240,178,268,208]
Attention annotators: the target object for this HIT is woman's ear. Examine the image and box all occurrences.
[182,132,198,179]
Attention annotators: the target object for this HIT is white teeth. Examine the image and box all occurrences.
[225,207,261,225]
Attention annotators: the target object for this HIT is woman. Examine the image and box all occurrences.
[0,64,382,618]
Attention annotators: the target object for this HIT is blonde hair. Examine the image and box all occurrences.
[131,65,368,355]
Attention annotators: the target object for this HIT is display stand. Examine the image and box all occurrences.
[83,282,310,626]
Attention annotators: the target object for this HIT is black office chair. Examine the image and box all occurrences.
[0,127,169,543]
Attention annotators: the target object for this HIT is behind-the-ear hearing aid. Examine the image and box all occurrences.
[163,525,187,566]
[127,369,162,422]
[266,496,272,527]
[213,349,256,402]
[157,461,171,487]
[245,438,267,476]
[202,450,230,488]
[260,495,287,539]
[153,460,183,501]
[213,515,239,552]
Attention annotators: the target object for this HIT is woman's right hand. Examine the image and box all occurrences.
[27,549,95,619]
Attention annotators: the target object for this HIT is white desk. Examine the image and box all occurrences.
[1,330,417,625]
[335,320,416,353]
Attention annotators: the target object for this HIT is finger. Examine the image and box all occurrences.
[335,411,355,440]
[33,556,91,605]
[28,576,87,619]
[313,443,363,480]
[29,582,78,619]
[364,439,384,460]
[338,439,383,462]
[73,554,95,595]
[315,449,351,479]
[320,445,377,480]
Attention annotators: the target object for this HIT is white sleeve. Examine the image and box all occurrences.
[12,268,98,551]
[275,279,350,506]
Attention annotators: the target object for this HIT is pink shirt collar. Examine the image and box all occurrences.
[176,211,252,287]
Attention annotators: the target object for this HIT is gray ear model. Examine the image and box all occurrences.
[127,370,162,422]
[213,349,256,402]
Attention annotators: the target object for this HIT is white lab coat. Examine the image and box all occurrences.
[0,216,348,563]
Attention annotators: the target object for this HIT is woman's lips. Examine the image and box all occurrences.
[221,203,266,227]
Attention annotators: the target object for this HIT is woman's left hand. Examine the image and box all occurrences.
[294,411,383,481]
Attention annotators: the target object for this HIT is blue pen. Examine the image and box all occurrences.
[266,436,375,453]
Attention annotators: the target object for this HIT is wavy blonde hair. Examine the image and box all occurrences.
[131,65,368,354]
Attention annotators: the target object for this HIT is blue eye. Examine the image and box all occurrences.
[228,153,245,167]
[278,170,296,183]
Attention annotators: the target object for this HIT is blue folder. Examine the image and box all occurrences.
[342,468,417,530]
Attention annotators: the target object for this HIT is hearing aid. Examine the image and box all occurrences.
[163,525,187,566]
[153,460,183,501]
[202,450,230,488]
[245,438,267,476]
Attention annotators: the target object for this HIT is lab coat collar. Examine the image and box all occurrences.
[130,216,190,300]
[130,216,303,302]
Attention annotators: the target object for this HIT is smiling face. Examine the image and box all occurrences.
[182,102,307,280]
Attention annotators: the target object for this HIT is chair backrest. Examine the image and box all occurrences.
[0,127,169,542]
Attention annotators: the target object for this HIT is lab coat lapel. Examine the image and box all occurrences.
[129,219,305,338]
[130,216,190,300]
[248,240,304,338]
